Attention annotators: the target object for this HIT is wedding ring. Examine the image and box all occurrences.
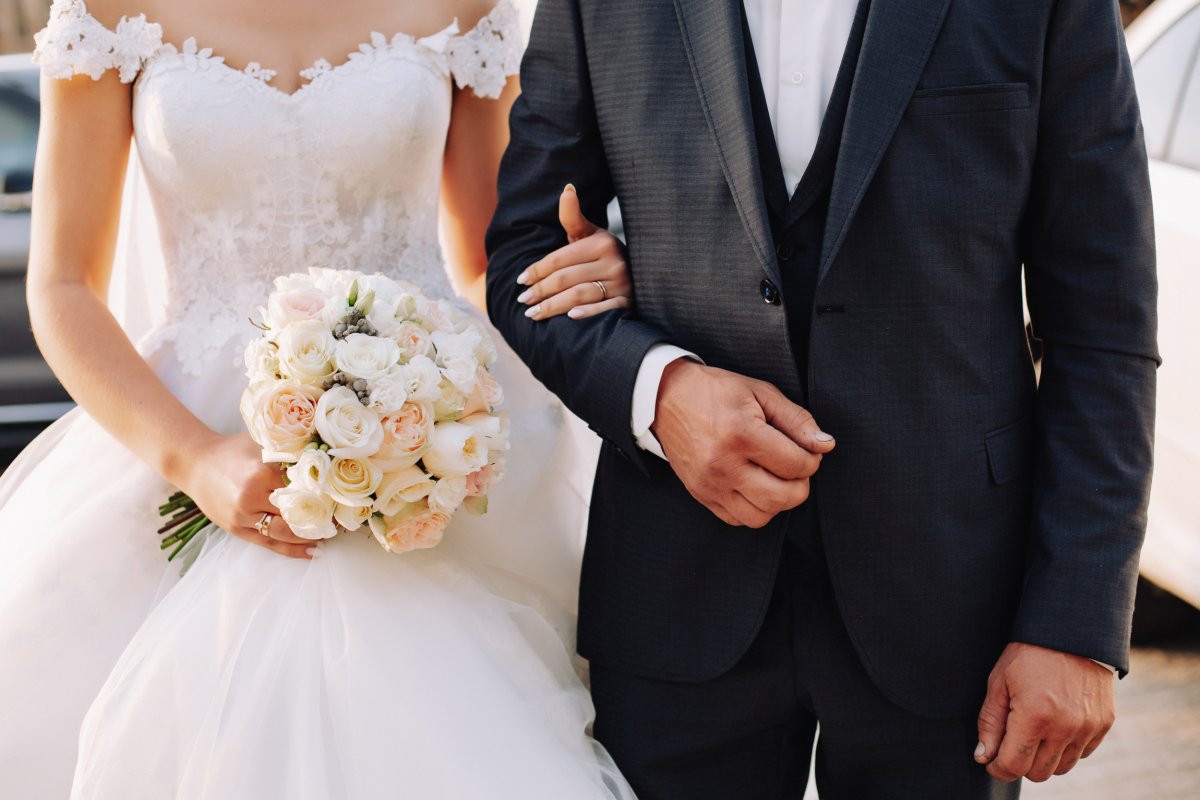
[255,513,273,538]
[593,280,608,300]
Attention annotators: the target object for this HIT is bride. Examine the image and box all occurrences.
[0,0,637,796]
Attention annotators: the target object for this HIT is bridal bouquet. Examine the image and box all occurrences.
[157,269,508,560]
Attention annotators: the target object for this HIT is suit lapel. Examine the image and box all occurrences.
[818,0,952,285]
[672,0,779,285]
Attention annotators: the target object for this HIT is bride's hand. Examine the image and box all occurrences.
[183,433,314,559]
[516,185,633,321]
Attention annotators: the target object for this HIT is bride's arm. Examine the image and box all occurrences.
[27,72,310,558]
[440,76,521,310]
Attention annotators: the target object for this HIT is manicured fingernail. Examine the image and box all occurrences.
[814,431,834,443]
[517,289,533,304]
[565,183,576,193]
[567,307,584,319]
[524,305,540,318]
[306,547,321,558]
[516,270,531,285]
[974,742,987,761]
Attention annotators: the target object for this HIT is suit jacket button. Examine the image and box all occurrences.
[760,280,781,305]
[776,241,795,261]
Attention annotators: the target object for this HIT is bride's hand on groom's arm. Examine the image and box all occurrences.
[651,360,836,528]
[516,185,633,321]
[182,433,314,560]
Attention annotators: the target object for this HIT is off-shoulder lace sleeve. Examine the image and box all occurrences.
[445,0,524,100]
[33,0,163,84]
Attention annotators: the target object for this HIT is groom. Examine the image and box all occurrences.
[487,0,1157,797]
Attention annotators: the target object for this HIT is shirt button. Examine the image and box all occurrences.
[791,72,805,85]
[760,280,781,305]
[776,241,795,261]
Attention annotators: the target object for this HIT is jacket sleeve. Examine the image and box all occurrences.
[1012,0,1159,675]
[485,0,668,468]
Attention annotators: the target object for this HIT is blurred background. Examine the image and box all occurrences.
[0,0,1196,797]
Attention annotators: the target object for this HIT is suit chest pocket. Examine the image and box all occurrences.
[905,82,1030,118]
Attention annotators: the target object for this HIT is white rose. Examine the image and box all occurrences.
[366,372,409,416]
[476,367,504,410]
[313,386,385,458]
[374,465,436,517]
[416,297,454,333]
[394,320,433,362]
[310,268,359,300]
[266,286,331,331]
[428,475,468,515]
[433,378,469,421]
[432,329,482,395]
[269,485,337,540]
[335,333,400,382]
[423,421,489,477]
[243,338,280,383]
[327,457,383,507]
[287,447,333,493]
[392,355,443,403]
[276,320,338,385]
[459,412,509,454]
[334,502,372,532]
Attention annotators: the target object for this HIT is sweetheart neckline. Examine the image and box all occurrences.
[141,26,458,101]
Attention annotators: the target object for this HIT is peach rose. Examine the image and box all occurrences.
[242,380,322,462]
[369,502,451,554]
[374,401,434,471]
[465,465,497,498]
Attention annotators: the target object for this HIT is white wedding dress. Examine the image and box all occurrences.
[0,1,635,797]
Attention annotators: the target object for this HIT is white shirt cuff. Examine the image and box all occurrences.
[1091,659,1117,674]
[631,344,701,461]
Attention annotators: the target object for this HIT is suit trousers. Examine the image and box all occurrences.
[590,538,1022,799]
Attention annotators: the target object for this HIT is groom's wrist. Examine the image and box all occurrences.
[631,344,701,460]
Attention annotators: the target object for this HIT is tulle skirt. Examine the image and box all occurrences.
[0,329,634,799]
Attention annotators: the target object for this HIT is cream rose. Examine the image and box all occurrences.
[269,485,337,540]
[242,381,322,463]
[276,320,338,385]
[334,503,372,532]
[368,502,451,554]
[374,401,434,471]
[287,447,333,493]
[335,333,400,382]
[428,475,468,515]
[459,412,509,454]
[327,457,383,507]
[423,420,489,477]
[373,465,436,517]
[313,386,384,459]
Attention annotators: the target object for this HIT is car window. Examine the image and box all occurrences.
[1167,44,1200,170]
[1133,6,1200,159]
[0,87,38,196]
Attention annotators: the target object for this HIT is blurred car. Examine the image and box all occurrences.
[0,53,73,458]
[1125,0,1200,611]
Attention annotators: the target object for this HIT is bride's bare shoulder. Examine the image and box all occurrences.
[451,0,510,32]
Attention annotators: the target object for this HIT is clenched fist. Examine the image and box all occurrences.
[652,359,835,528]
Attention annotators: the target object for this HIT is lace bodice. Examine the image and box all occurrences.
[34,0,522,375]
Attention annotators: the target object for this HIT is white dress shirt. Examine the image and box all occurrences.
[631,0,857,459]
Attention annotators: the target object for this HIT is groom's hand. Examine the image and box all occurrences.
[652,359,835,528]
[975,642,1116,783]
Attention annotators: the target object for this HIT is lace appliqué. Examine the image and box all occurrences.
[445,0,523,99]
[33,0,163,83]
